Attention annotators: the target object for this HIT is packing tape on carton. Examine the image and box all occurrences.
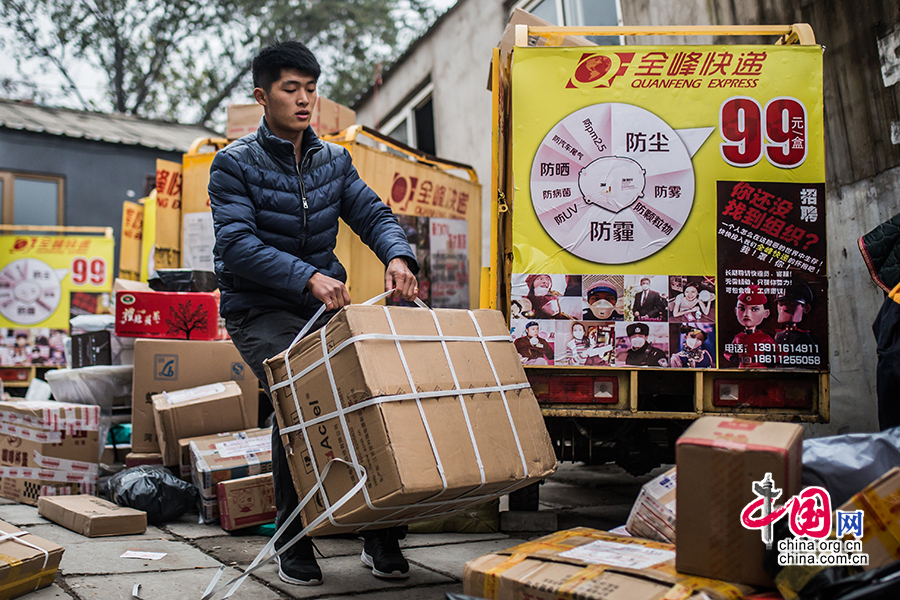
[203,292,534,599]
[32,452,99,476]
[0,403,100,433]
[0,422,62,443]
[483,553,529,598]
[0,466,98,484]
[0,529,50,592]
[852,489,900,560]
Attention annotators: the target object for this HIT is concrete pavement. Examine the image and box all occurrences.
[0,462,658,599]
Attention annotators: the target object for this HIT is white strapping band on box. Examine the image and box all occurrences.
[0,529,51,592]
[203,292,533,599]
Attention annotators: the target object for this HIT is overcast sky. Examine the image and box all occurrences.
[0,0,459,120]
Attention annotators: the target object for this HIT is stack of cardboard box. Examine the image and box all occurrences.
[0,400,100,506]
[127,338,259,468]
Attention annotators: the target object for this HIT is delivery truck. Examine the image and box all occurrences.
[485,23,828,507]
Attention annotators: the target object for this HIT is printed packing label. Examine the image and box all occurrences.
[509,45,825,372]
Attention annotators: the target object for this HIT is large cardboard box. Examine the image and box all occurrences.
[838,466,900,569]
[0,519,64,598]
[226,96,356,139]
[264,305,557,536]
[0,401,100,505]
[130,338,259,453]
[676,417,803,587]
[152,381,251,466]
[125,452,163,468]
[38,495,146,537]
[217,473,276,531]
[115,288,220,340]
[463,528,751,600]
[626,467,676,544]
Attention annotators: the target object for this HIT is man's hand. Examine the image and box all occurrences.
[385,257,418,301]
[307,272,351,310]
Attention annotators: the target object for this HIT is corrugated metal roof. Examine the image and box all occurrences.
[0,99,222,153]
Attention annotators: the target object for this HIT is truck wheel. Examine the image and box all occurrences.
[508,481,541,511]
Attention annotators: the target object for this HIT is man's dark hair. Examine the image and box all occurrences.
[252,41,321,91]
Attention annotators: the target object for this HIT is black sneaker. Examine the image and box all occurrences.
[274,537,322,586]
[361,528,410,579]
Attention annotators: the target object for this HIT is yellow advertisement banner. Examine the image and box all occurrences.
[0,235,115,328]
[511,44,824,276]
[509,45,826,371]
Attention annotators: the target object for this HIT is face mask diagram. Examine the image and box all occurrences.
[578,156,645,213]
[529,103,708,265]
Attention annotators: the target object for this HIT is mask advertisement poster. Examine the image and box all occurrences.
[510,44,825,370]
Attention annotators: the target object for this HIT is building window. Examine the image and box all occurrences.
[0,172,64,226]
[515,0,623,45]
[381,83,437,156]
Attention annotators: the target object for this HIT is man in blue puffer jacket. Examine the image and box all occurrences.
[208,41,419,586]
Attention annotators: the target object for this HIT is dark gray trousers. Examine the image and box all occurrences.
[225,307,335,545]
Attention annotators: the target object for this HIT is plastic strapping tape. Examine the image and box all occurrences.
[467,310,528,477]
[0,530,50,590]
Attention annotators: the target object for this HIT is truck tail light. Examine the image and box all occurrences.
[527,374,618,404]
[714,378,813,409]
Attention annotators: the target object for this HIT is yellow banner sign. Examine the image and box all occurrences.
[0,235,115,328]
[509,45,826,371]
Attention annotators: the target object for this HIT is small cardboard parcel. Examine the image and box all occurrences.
[264,304,557,536]
[38,494,146,537]
[463,528,753,600]
[0,518,64,599]
[676,416,803,587]
[152,381,252,466]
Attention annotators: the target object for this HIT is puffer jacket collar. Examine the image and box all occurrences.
[254,116,324,173]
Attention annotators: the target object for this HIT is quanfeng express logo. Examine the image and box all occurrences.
[740,473,869,567]
[566,52,635,89]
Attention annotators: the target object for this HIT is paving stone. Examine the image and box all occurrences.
[24,583,74,599]
[0,504,51,526]
[163,515,232,540]
[66,567,280,599]
[25,523,172,547]
[499,510,558,533]
[59,538,221,575]
[317,582,464,599]
[249,554,454,598]
[402,532,509,549]
[404,538,517,579]
[194,535,272,567]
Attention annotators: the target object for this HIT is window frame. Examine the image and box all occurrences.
[380,82,436,154]
[0,170,65,226]
[510,0,625,43]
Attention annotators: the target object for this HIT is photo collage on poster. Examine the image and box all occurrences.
[717,181,828,370]
[387,214,469,309]
[510,273,717,368]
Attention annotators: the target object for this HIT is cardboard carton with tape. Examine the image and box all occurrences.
[264,300,558,537]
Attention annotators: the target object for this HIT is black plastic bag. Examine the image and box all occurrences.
[107,465,199,524]
[148,269,217,293]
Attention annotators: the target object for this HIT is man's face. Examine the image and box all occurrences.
[526,325,540,338]
[587,291,617,318]
[254,68,318,141]
[777,300,807,324]
[736,300,769,328]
